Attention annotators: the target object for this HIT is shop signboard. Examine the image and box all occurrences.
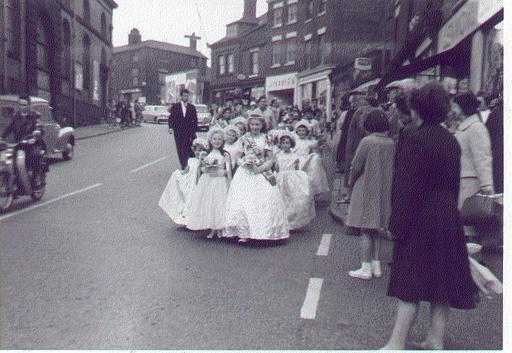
[164,70,198,104]
[251,86,265,101]
[478,0,502,24]
[266,73,297,92]
[354,58,372,71]
[438,0,502,54]
[437,0,479,53]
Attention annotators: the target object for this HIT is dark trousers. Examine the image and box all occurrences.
[175,134,193,170]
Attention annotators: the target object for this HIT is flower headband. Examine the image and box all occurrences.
[277,130,297,144]
[294,119,311,132]
[192,137,209,150]
[224,124,241,138]
[207,127,225,143]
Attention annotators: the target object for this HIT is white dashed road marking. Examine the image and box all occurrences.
[130,156,169,173]
[0,183,103,222]
[316,233,333,256]
[301,277,324,319]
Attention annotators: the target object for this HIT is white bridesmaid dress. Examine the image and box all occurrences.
[158,157,199,226]
[223,133,289,241]
[186,150,230,231]
[275,151,316,230]
[294,138,330,195]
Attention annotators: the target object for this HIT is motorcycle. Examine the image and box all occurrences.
[0,129,49,212]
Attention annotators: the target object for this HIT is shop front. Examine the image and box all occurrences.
[377,0,503,98]
[265,72,298,107]
[212,80,265,107]
[297,65,336,119]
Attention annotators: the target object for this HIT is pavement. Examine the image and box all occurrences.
[74,123,140,141]
[0,124,503,349]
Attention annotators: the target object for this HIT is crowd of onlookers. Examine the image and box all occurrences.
[106,99,144,127]
[207,96,333,137]
[331,80,502,350]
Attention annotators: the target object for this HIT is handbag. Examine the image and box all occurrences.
[460,193,497,226]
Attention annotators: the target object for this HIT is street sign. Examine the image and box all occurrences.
[354,58,372,71]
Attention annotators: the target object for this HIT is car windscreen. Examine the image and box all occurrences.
[155,107,168,113]
[196,106,208,114]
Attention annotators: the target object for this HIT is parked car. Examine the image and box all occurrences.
[196,104,212,131]
[0,95,75,160]
[142,105,169,124]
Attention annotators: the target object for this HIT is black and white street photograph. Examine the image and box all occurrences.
[0,0,505,351]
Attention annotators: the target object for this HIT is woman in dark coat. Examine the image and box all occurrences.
[382,82,478,350]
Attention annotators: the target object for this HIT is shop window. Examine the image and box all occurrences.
[286,38,297,64]
[483,23,503,99]
[227,54,234,73]
[287,3,298,24]
[250,50,259,75]
[218,55,226,75]
[62,20,72,80]
[273,7,283,27]
[6,0,21,59]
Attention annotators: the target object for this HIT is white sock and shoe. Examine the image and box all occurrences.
[349,262,372,280]
[371,260,382,278]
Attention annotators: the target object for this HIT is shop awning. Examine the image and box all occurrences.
[375,1,503,92]
[351,78,380,93]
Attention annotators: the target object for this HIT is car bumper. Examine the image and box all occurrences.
[197,124,210,131]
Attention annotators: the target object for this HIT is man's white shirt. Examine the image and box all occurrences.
[181,101,187,117]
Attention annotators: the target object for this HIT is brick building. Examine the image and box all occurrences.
[210,0,390,117]
[267,0,389,117]
[209,0,268,106]
[0,0,118,126]
[111,29,208,105]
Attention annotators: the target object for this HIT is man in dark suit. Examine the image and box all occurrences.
[168,89,198,169]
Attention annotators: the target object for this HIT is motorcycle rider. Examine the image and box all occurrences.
[0,97,45,185]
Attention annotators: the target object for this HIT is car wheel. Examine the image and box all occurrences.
[63,142,74,161]
[0,172,13,212]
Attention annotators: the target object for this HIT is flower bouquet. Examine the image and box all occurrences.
[240,135,277,186]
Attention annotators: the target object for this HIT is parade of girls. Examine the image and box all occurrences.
[159,93,330,244]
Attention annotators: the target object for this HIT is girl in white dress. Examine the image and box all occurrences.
[294,120,330,196]
[223,124,241,171]
[223,115,290,242]
[186,128,232,238]
[159,138,209,226]
[275,132,316,230]
[231,116,247,136]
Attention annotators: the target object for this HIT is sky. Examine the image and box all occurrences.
[112,0,268,64]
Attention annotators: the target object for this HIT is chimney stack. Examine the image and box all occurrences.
[185,32,201,51]
[243,0,257,20]
[128,28,141,45]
